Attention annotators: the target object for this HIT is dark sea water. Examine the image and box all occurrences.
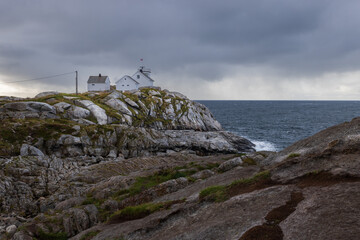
[197,101,360,152]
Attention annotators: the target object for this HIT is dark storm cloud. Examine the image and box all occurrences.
[1,0,360,89]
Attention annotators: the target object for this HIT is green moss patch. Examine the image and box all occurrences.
[199,185,227,202]
[122,168,196,197]
[0,118,77,156]
[242,157,257,166]
[38,230,67,240]
[199,171,273,202]
[108,200,180,224]
[287,153,300,159]
[80,230,101,240]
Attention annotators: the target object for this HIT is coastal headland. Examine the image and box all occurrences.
[1,88,360,240]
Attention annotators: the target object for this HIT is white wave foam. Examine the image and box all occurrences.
[251,140,278,152]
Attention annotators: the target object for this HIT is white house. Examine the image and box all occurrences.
[87,74,110,92]
[116,75,139,91]
[116,66,154,91]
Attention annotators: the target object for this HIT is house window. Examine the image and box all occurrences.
[92,84,95,86]
[127,84,129,86]
[122,84,124,86]
[137,75,140,79]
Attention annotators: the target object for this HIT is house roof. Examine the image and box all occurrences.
[135,71,155,82]
[87,76,109,84]
[116,75,139,84]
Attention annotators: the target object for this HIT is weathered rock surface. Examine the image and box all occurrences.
[34,91,59,98]
[75,100,108,125]
[218,156,243,172]
[267,117,360,182]
[4,90,360,240]
[281,182,360,240]
[90,186,296,240]
[20,144,44,157]
[0,87,223,131]
[0,101,57,119]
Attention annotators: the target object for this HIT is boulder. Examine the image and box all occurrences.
[105,98,132,116]
[5,225,17,237]
[3,101,55,113]
[76,100,107,125]
[20,144,44,157]
[11,231,33,240]
[124,98,139,109]
[54,102,71,113]
[67,106,91,119]
[105,91,124,99]
[218,157,243,172]
[34,91,59,98]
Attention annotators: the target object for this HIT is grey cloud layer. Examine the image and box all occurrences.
[1,0,360,88]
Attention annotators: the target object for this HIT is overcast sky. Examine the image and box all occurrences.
[1,0,360,99]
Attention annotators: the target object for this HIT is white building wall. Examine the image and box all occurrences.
[87,78,110,92]
[132,72,153,88]
[116,76,139,91]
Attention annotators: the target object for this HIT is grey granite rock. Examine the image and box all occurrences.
[218,157,243,172]
[104,98,132,116]
[20,144,44,157]
[34,91,59,98]
[76,100,107,125]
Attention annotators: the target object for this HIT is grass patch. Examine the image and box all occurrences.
[108,201,172,224]
[199,185,227,202]
[80,230,101,240]
[287,153,300,159]
[38,230,67,240]
[242,157,257,166]
[82,196,104,208]
[0,118,77,156]
[122,168,195,197]
[199,171,273,203]
[230,171,270,186]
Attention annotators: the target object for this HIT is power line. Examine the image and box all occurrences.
[0,71,75,84]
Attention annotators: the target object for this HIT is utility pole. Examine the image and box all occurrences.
[75,70,78,95]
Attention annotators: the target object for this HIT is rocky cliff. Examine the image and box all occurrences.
[0,88,257,239]
[2,90,360,240]
[0,88,254,159]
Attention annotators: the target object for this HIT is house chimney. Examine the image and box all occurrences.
[99,73,101,77]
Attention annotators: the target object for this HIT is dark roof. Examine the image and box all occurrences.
[87,76,109,84]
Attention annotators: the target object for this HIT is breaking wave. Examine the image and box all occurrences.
[250,140,278,152]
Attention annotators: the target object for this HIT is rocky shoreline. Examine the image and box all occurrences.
[1,89,360,239]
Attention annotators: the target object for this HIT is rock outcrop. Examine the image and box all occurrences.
[266,117,360,182]
[3,89,360,240]
[0,88,254,159]
[0,87,223,131]
[0,101,57,119]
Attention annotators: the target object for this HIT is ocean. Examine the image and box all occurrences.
[198,101,360,152]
